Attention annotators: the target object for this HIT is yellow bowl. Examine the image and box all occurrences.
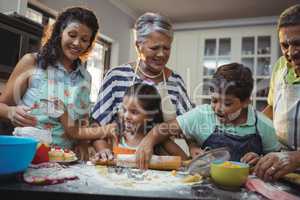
[210,161,249,188]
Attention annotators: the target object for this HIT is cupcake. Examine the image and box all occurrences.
[48,147,64,161]
[63,149,76,161]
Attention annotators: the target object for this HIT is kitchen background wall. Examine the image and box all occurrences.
[0,0,298,154]
[38,0,135,66]
[0,0,298,100]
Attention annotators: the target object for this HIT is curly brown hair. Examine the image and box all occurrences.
[209,63,254,101]
[37,7,99,69]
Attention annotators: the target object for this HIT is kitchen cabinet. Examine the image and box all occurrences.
[0,12,43,79]
[0,12,43,133]
[168,24,279,111]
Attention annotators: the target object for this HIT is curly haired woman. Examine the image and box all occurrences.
[0,7,117,158]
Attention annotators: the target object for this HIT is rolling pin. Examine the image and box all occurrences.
[95,154,191,170]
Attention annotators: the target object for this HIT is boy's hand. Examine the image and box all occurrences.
[190,146,205,159]
[241,152,260,166]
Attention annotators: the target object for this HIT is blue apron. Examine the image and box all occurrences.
[202,112,263,161]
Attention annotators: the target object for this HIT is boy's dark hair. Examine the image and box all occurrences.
[209,63,253,101]
[38,7,99,69]
[278,4,300,29]
[124,83,163,132]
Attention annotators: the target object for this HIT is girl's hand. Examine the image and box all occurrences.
[189,146,205,159]
[8,105,37,127]
[94,148,114,162]
[241,152,260,166]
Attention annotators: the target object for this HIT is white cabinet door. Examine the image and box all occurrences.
[169,25,279,109]
[168,31,201,102]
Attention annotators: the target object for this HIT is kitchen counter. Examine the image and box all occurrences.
[0,163,299,200]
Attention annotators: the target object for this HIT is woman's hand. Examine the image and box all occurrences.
[8,105,37,127]
[254,151,300,181]
[103,123,119,143]
[240,152,260,166]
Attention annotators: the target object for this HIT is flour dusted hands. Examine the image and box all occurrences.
[241,152,261,166]
[254,151,300,181]
[90,148,114,165]
[8,105,37,127]
[96,148,114,162]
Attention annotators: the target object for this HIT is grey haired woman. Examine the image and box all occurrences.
[91,12,193,158]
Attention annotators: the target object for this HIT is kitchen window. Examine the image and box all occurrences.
[86,38,111,103]
[199,34,274,111]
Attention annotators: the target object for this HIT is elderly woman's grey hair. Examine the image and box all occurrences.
[134,12,173,43]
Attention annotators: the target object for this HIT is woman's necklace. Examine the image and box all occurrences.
[138,65,163,79]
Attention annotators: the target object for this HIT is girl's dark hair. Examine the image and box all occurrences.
[124,83,163,132]
[209,63,253,101]
[38,7,99,69]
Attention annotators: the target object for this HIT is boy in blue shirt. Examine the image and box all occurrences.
[136,63,280,168]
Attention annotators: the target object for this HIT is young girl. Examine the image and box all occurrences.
[93,83,188,161]
[0,7,117,158]
[135,63,281,169]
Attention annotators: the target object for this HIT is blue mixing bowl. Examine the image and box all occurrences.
[0,135,38,175]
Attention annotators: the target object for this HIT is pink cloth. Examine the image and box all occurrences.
[23,162,77,185]
[246,178,300,200]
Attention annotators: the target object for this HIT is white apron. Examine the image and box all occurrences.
[273,67,300,150]
[133,64,177,122]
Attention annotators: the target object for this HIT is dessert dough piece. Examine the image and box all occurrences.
[181,174,202,183]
